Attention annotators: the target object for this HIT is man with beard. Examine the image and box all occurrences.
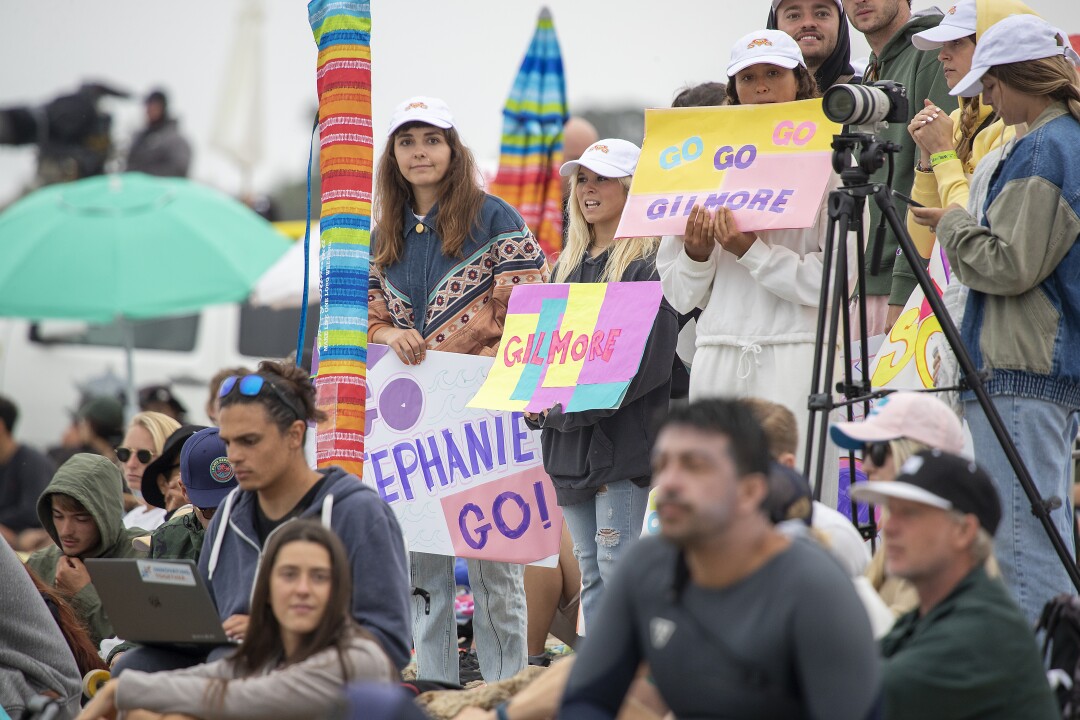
[559,399,880,720]
[843,0,952,333]
[768,0,859,89]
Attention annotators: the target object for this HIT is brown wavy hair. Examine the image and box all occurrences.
[726,65,820,106]
[373,122,486,267]
[986,54,1080,124]
[208,521,388,707]
[26,565,107,676]
[217,359,327,433]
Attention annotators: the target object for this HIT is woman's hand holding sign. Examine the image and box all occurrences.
[683,205,717,262]
[714,207,758,258]
[376,327,427,366]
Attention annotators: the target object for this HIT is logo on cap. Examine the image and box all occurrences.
[210,457,235,483]
[591,144,609,153]
[406,102,428,110]
[747,38,774,48]
[947,5,957,13]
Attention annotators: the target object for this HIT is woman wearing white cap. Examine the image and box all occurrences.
[369,96,549,684]
[908,14,1080,624]
[658,29,862,506]
[904,0,1035,263]
[524,139,678,629]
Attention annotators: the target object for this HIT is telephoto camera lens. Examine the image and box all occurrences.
[822,81,909,128]
[823,85,889,126]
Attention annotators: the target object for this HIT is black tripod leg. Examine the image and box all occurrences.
[873,184,1080,591]
[806,192,856,501]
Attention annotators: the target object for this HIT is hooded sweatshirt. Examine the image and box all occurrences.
[26,453,148,647]
[766,1,858,90]
[198,466,412,671]
[0,538,81,720]
[861,10,954,303]
[905,0,1035,257]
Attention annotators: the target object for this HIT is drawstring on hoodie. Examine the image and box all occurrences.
[207,487,241,581]
[207,489,336,581]
[736,342,763,380]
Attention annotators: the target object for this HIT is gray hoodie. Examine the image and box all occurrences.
[198,466,412,671]
[0,538,81,719]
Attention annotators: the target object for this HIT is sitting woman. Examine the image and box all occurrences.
[77,520,395,720]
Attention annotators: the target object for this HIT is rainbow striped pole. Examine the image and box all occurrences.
[308,0,372,474]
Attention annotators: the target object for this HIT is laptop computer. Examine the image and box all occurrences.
[86,558,236,647]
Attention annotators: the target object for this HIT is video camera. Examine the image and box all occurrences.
[0,82,128,186]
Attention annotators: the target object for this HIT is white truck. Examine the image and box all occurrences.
[0,301,318,450]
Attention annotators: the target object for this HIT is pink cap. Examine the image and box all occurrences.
[830,392,964,454]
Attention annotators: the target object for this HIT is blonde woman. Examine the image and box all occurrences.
[524,139,679,628]
[118,411,180,531]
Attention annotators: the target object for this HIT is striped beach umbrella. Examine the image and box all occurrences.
[488,7,569,261]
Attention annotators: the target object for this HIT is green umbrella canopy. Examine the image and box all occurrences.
[0,173,291,322]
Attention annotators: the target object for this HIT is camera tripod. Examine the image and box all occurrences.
[802,130,1080,591]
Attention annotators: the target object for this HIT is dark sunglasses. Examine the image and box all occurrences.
[863,441,891,467]
[218,375,305,420]
[115,447,154,464]
[197,506,217,520]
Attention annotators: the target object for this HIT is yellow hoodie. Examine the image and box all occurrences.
[906,0,1038,257]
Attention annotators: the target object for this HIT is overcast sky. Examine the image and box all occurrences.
[0,0,1074,209]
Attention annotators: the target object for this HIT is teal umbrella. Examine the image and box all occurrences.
[0,172,290,414]
[0,172,289,321]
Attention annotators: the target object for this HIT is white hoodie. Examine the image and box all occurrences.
[658,172,862,353]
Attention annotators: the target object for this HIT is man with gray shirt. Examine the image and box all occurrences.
[560,399,880,720]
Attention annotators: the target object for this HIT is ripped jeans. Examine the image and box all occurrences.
[561,479,650,632]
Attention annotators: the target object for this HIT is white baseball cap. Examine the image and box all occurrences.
[952,15,1078,97]
[911,0,977,51]
[387,96,454,137]
[559,139,640,178]
[728,29,807,77]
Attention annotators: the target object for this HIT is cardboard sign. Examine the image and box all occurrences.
[362,344,561,564]
[615,100,839,238]
[467,282,664,413]
[868,242,951,390]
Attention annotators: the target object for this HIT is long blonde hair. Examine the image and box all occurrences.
[555,174,658,283]
[129,411,181,455]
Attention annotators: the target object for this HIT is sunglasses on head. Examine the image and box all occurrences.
[218,374,305,421]
[115,447,154,464]
[863,441,891,467]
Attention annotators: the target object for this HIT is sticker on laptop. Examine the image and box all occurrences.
[137,560,197,587]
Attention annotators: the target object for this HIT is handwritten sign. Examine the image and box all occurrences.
[362,344,561,564]
[467,282,664,413]
[615,100,839,238]
[868,241,950,390]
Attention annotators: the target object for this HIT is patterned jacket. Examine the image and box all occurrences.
[369,195,549,356]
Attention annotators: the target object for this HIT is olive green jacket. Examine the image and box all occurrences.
[26,454,148,648]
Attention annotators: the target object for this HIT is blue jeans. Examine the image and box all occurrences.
[561,480,650,632]
[410,552,526,684]
[964,396,1079,625]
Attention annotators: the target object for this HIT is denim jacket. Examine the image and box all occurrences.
[938,103,1080,407]
[369,195,548,356]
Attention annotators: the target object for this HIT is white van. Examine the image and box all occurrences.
[0,301,318,450]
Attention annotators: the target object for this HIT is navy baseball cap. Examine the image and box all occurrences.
[180,427,237,508]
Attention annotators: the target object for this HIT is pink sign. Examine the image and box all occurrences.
[440,466,562,564]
